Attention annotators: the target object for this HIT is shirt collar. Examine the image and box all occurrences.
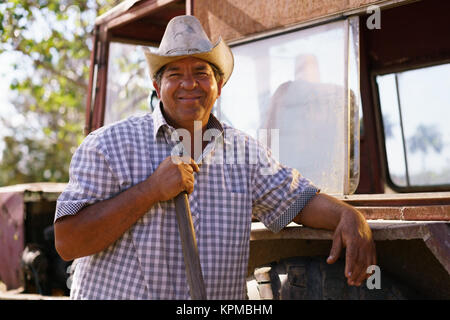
[152,102,225,140]
[152,102,170,140]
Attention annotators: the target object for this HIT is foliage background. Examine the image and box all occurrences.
[0,0,121,186]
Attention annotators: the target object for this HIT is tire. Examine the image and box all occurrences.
[251,256,412,300]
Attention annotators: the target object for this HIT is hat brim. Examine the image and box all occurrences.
[144,38,234,86]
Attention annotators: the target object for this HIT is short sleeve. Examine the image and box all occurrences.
[251,143,320,233]
[54,132,119,222]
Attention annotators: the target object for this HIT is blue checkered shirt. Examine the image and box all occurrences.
[55,104,319,300]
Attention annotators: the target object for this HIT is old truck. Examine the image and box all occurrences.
[1,0,449,299]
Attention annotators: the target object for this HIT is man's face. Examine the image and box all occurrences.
[153,57,223,130]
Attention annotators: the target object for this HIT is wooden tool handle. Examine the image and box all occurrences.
[174,191,207,300]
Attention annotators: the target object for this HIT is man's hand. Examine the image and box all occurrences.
[146,155,200,202]
[326,208,376,286]
[293,193,376,287]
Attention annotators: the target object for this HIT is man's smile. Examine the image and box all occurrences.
[177,94,203,101]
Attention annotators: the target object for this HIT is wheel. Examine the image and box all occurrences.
[248,256,414,300]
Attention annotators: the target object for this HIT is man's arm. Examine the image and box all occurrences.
[54,156,199,261]
[292,193,376,286]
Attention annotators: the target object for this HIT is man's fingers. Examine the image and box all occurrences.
[185,180,195,194]
[182,169,196,194]
[168,156,198,195]
[189,158,200,172]
[183,164,194,174]
[344,244,357,281]
[347,243,376,286]
[365,243,378,282]
[349,255,366,286]
[170,155,200,173]
[183,160,199,194]
[327,232,342,264]
[170,155,184,165]
[371,243,377,267]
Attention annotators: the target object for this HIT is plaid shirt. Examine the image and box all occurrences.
[55,104,318,300]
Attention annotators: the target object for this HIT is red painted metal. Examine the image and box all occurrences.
[424,223,450,275]
[0,192,25,290]
[84,28,99,135]
[92,30,110,131]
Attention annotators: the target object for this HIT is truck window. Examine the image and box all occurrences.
[376,63,450,189]
[104,42,155,126]
[216,18,361,195]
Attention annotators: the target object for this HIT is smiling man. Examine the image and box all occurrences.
[153,57,223,159]
[157,58,222,128]
[54,15,376,300]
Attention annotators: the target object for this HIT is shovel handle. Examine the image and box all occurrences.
[174,191,207,300]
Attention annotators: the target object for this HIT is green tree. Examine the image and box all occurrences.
[0,0,121,186]
[408,124,443,154]
[408,123,443,172]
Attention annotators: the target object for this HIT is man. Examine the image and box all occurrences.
[54,15,375,299]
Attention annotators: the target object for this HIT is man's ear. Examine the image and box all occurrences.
[153,80,161,98]
[217,79,224,97]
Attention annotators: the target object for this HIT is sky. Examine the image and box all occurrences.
[0,53,15,111]
[0,52,22,155]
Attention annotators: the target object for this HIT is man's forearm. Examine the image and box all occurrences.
[54,178,161,261]
[293,193,350,230]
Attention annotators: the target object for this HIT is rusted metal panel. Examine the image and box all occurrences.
[337,192,450,220]
[0,288,69,300]
[106,1,185,45]
[251,222,334,241]
[0,192,25,290]
[357,14,386,194]
[95,0,142,26]
[362,0,450,74]
[84,30,98,135]
[0,183,66,202]
[340,192,450,206]
[90,29,110,131]
[193,0,413,43]
[0,183,66,193]
[423,223,450,275]
[357,206,450,221]
[98,0,184,31]
[250,221,449,242]
[0,183,65,291]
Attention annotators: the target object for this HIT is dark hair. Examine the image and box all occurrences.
[154,61,224,88]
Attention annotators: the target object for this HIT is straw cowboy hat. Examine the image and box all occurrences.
[144,15,234,85]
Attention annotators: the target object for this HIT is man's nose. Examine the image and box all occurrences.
[180,74,197,90]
